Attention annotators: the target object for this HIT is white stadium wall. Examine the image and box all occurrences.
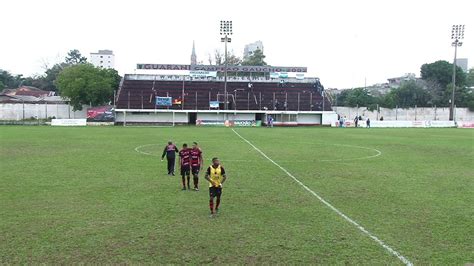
[115,112,188,123]
[114,110,332,126]
[333,106,474,121]
[296,113,322,125]
[0,103,87,120]
[196,113,256,121]
[196,113,228,121]
[229,113,256,121]
[331,120,470,128]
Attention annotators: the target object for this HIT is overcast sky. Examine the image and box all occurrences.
[1,0,472,88]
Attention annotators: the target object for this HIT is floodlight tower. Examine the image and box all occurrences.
[449,24,465,121]
[220,20,232,110]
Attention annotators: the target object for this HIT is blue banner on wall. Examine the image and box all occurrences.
[209,101,219,109]
[156,97,172,106]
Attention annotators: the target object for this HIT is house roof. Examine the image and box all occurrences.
[15,90,49,97]
[17,86,43,91]
[0,94,68,103]
[9,95,41,102]
[0,95,21,103]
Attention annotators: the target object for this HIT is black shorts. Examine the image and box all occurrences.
[209,186,222,198]
[180,165,190,176]
[192,165,201,175]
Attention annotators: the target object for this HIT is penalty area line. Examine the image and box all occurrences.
[231,129,412,266]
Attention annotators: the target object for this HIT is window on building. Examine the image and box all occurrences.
[100,61,103,63]
[100,55,103,58]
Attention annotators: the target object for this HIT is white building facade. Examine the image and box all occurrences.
[456,58,468,72]
[90,50,115,69]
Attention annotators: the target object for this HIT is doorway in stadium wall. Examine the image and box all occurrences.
[189,112,197,125]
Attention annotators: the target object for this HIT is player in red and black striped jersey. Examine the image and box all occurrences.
[179,143,191,190]
[190,142,203,191]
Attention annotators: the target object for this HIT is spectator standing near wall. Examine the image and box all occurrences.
[267,115,274,128]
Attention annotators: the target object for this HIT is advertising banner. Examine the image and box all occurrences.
[137,64,307,73]
[270,72,289,78]
[411,121,425,127]
[428,121,456,127]
[457,121,474,128]
[87,105,114,122]
[209,101,220,109]
[156,97,172,106]
[233,120,259,127]
[51,119,87,126]
[279,72,289,79]
[333,120,459,128]
[196,120,225,126]
[190,71,217,78]
[196,120,259,127]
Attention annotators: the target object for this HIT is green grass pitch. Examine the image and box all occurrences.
[1,126,473,264]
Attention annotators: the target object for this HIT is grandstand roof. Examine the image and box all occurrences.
[125,74,320,84]
[0,94,68,103]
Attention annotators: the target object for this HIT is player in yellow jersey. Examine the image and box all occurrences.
[204,157,227,216]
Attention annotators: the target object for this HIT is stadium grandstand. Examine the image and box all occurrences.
[115,71,335,126]
[117,75,330,111]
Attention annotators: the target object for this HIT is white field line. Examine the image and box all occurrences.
[135,144,160,156]
[319,144,382,162]
[135,143,382,163]
[231,128,413,266]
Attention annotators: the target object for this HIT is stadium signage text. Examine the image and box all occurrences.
[190,71,217,78]
[51,119,87,126]
[196,120,259,127]
[137,64,307,73]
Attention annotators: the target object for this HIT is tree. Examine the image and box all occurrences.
[383,80,431,108]
[421,60,467,106]
[446,83,474,111]
[0,70,14,89]
[65,49,88,65]
[338,87,376,108]
[211,49,242,65]
[241,48,267,66]
[43,63,69,91]
[467,68,474,87]
[102,68,122,91]
[0,69,24,89]
[22,75,48,89]
[421,60,467,88]
[28,50,87,91]
[56,64,117,110]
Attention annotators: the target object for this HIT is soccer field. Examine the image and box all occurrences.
[1,126,473,264]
